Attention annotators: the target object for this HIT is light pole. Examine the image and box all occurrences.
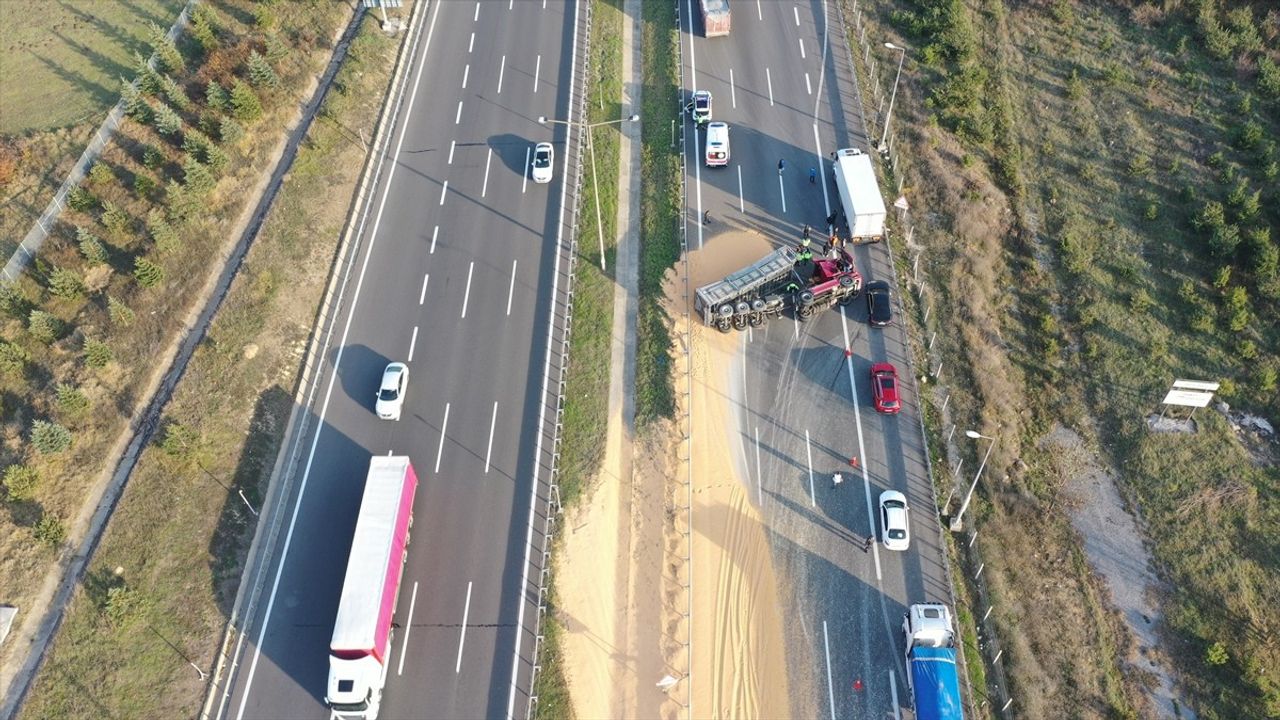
[950,430,996,532]
[879,42,907,155]
[539,113,640,272]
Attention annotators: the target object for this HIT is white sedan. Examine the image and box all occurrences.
[531,142,554,184]
[878,490,911,551]
[375,362,408,420]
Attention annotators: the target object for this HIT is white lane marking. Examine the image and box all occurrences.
[756,0,762,21]
[419,274,429,304]
[533,54,541,93]
[497,54,506,94]
[482,148,494,197]
[456,581,473,672]
[508,0,583,712]
[805,429,816,506]
[506,260,518,315]
[794,5,801,26]
[766,67,774,106]
[729,68,737,108]
[810,0,831,120]
[232,2,441,713]
[473,1,480,21]
[430,225,439,254]
[736,165,744,212]
[509,0,514,9]
[890,670,902,720]
[778,173,787,214]
[439,180,449,205]
[455,100,463,124]
[397,581,419,676]
[460,261,475,318]
[805,72,812,95]
[448,140,456,165]
[813,123,831,217]
[841,307,881,581]
[462,63,470,89]
[484,401,499,473]
[793,314,799,339]
[799,37,806,59]
[823,621,837,720]
[469,32,475,53]
[754,426,763,505]
[435,403,450,474]
[522,146,530,194]
[408,326,419,362]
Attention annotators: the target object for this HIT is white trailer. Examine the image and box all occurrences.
[325,456,419,720]
[831,148,887,242]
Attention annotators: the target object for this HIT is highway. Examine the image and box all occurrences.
[214,1,580,718]
[681,1,953,717]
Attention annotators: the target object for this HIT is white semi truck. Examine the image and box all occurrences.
[325,456,419,720]
[902,603,964,720]
[831,147,887,242]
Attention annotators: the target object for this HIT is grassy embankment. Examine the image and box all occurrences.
[0,0,186,257]
[528,0,624,717]
[860,0,1279,717]
[16,6,403,718]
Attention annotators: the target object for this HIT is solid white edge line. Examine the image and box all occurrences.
[434,402,450,474]
[397,581,419,676]
[232,3,442,717]
[522,146,530,193]
[460,261,475,318]
[408,326,419,362]
[823,620,837,720]
[685,0,704,251]
[497,54,506,94]
[890,670,902,720]
[484,401,498,473]
[805,429,816,506]
[482,147,493,197]
[507,0,581,713]
[506,260,518,315]
[813,123,831,217]
[419,273,429,305]
[841,307,881,581]
[456,581,474,672]
[754,426,763,505]
[430,225,439,254]
[736,165,744,212]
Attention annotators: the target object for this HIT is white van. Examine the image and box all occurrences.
[704,122,729,167]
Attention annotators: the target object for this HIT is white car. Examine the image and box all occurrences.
[532,142,554,184]
[375,362,408,420]
[878,490,910,551]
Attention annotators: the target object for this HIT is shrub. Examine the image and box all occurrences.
[28,310,64,343]
[67,185,96,212]
[1207,224,1240,259]
[1235,93,1253,115]
[1130,288,1155,314]
[30,420,73,454]
[1212,265,1232,290]
[205,80,228,110]
[182,156,215,196]
[0,340,29,377]
[56,383,90,417]
[265,33,289,63]
[77,227,108,265]
[230,81,263,124]
[1259,56,1280,100]
[147,21,184,74]
[1236,339,1258,361]
[0,281,31,317]
[133,173,157,198]
[1224,7,1262,55]
[1235,121,1263,151]
[141,144,164,170]
[2,465,39,502]
[48,266,85,299]
[148,210,180,254]
[161,422,200,458]
[1207,641,1230,667]
[84,338,113,368]
[253,4,277,29]
[1255,364,1278,395]
[107,295,135,326]
[1127,154,1151,177]
[1178,280,1198,304]
[133,257,165,288]
[219,116,244,145]
[33,512,66,547]
[1243,227,1277,280]
[1264,161,1279,183]
[1225,286,1250,331]
[1144,202,1158,221]
[248,51,280,88]
[158,73,191,112]
[104,585,146,627]
[88,162,114,185]
[100,200,131,236]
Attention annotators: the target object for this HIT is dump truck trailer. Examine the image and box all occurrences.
[695,245,862,332]
[700,0,731,37]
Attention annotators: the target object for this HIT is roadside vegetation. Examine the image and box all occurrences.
[857,0,1279,717]
[530,0,624,717]
[0,0,381,712]
[0,0,186,257]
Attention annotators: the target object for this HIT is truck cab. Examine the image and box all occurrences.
[327,653,383,719]
[902,603,964,720]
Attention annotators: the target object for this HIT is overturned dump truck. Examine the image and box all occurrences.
[695,246,863,332]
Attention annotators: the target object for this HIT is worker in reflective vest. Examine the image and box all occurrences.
[796,237,813,262]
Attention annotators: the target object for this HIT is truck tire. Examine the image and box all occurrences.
[749,313,764,327]
[715,316,732,333]
[798,289,815,306]
[798,304,815,320]
[838,274,855,289]
[732,313,748,330]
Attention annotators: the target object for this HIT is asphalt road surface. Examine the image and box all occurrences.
[215,2,580,718]
[681,1,954,717]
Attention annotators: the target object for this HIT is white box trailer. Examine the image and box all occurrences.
[326,456,419,720]
[832,148,887,242]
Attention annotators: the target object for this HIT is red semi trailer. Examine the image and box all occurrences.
[325,456,418,720]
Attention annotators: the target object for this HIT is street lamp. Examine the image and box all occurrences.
[950,429,996,532]
[538,114,641,272]
[879,42,907,155]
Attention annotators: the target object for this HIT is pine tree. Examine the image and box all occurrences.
[182,156,215,196]
[219,117,244,145]
[159,73,191,111]
[230,80,263,124]
[77,227,108,265]
[133,256,165,288]
[153,102,182,136]
[121,78,149,120]
[191,6,219,53]
[48,267,85,299]
[248,51,279,88]
[147,21,184,74]
[133,51,163,95]
[206,80,228,111]
[147,209,180,254]
[107,295,136,326]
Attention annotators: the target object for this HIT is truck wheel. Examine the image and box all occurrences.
[732,314,747,330]
[839,292,855,306]
[715,317,732,333]
[798,290,815,306]
[798,304,815,320]
[749,313,764,327]
[838,274,855,289]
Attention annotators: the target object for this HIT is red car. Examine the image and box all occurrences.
[871,362,901,414]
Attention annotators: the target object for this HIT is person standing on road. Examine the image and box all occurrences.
[703,209,711,225]
[809,167,817,184]
[777,158,786,175]
[832,472,844,489]
[862,535,874,552]
[802,224,811,241]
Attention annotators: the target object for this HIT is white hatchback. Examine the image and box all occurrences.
[375,362,408,420]
[878,490,910,551]
[532,142,554,184]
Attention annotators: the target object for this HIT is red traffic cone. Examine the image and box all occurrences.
[844,348,852,358]
[853,678,864,692]
[849,456,860,469]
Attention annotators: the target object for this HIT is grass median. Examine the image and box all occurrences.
[15,9,405,717]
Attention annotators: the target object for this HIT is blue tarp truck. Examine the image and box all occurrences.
[902,603,964,720]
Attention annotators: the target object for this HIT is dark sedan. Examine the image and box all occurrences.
[865,280,892,327]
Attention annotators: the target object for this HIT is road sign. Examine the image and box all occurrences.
[1161,389,1214,408]
[1173,379,1220,391]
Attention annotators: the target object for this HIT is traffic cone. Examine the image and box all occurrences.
[844,348,852,358]
[853,678,864,692]
[849,456,860,469]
